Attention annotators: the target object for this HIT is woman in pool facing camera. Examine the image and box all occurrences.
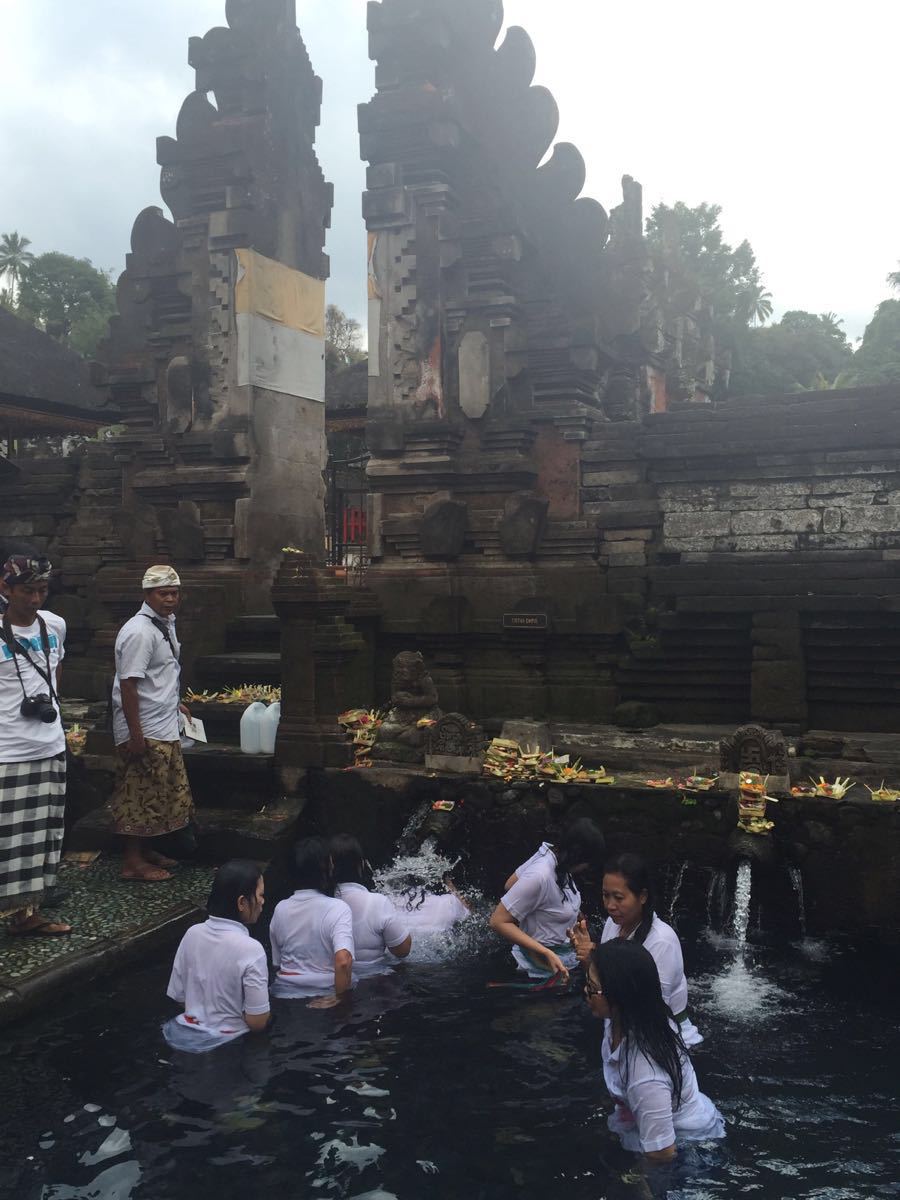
[489,818,605,982]
[570,853,702,1046]
[585,939,725,1161]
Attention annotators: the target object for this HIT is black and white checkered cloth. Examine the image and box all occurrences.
[0,752,66,912]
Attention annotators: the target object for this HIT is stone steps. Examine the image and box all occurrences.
[192,650,282,686]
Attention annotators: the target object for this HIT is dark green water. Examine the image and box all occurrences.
[1,914,898,1199]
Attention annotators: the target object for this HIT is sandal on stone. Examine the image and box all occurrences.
[120,866,172,882]
[7,916,72,937]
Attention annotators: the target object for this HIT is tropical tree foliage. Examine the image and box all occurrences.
[729,310,854,395]
[15,251,116,357]
[0,231,35,297]
[325,303,364,373]
[836,300,900,387]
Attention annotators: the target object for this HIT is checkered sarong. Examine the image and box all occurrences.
[0,752,66,915]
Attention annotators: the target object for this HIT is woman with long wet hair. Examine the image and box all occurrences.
[490,818,605,981]
[585,940,724,1161]
[571,852,702,1045]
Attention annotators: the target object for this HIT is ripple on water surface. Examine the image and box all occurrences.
[2,925,899,1199]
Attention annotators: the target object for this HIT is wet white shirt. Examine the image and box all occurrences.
[501,849,580,975]
[270,890,355,996]
[514,841,553,879]
[335,883,410,975]
[166,916,270,1038]
[391,891,469,935]
[111,602,181,745]
[601,914,703,1046]
[602,1025,725,1153]
[0,610,66,763]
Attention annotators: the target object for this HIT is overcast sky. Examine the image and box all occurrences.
[2,0,897,341]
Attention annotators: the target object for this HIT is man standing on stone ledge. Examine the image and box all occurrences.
[110,565,194,882]
[0,553,71,936]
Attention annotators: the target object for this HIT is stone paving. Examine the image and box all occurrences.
[0,858,213,1027]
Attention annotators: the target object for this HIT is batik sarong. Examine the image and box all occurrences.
[110,738,193,837]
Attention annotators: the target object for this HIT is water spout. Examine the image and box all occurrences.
[730,859,753,947]
[667,861,688,923]
[789,866,807,938]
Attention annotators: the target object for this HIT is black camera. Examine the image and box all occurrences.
[20,694,57,723]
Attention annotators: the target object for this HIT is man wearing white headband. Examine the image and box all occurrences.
[110,565,194,881]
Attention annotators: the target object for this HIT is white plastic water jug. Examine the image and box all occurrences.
[259,701,281,754]
[239,701,267,754]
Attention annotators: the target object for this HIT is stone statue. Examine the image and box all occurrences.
[370,651,442,763]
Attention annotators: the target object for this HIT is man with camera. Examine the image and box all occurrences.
[0,554,71,936]
[110,565,195,882]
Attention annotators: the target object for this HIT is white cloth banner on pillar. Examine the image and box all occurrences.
[234,249,326,403]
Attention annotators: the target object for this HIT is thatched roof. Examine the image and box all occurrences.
[0,307,118,429]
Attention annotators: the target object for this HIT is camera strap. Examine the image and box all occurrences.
[143,614,180,661]
[0,612,59,705]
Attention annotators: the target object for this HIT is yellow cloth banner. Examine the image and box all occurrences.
[234,248,325,338]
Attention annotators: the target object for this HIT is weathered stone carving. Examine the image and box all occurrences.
[371,652,443,764]
[426,713,484,759]
[719,725,788,777]
[499,493,548,557]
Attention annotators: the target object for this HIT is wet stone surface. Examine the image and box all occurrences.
[0,860,213,998]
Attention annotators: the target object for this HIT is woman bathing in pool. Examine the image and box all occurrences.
[585,939,724,1162]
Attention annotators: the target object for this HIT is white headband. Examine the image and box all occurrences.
[142,565,181,589]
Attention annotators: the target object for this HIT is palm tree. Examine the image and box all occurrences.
[0,232,34,298]
[743,286,773,326]
[888,262,900,293]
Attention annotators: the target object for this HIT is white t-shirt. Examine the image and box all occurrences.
[270,890,355,996]
[501,849,581,975]
[601,914,703,1046]
[602,1025,725,1153]
[112,602,182,746]
[514,841,553,879]
[166,916,270,1038]
[0,610,66,762]
[390,891,470,935]
[335,883,410,975]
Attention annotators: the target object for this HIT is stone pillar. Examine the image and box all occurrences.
[272,553,324,786]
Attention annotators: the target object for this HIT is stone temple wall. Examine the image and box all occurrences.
[586,384,900,731]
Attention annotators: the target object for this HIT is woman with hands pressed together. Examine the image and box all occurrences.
[584,940,724,1162]
[489,818,605,982]
[570,853,702,1046]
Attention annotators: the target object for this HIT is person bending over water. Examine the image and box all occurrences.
[270,837,354,1008]
[389,871,471,935]
[164,859,270,1052]
[490,818,605,981]
[331,834,412,975]
[570,853,702,1046]
[585,940,724,1161]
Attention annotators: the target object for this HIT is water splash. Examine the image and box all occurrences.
[789,866,807,938]
[730,859,753,946]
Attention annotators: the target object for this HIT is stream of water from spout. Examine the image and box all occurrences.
[730,859,753,946]
[789,866,807,937]
[667,860,688,922]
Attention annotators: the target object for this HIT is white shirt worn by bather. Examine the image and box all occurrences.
[335,882,410,975]
[270,889,355,995]
[112,602,181,746]
[166,916,270,1038]
[602,1024,725,1154]
[501,848,580,975]
[0,610,66,763]
[390,891,470,935]
[600,914,703,1046]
